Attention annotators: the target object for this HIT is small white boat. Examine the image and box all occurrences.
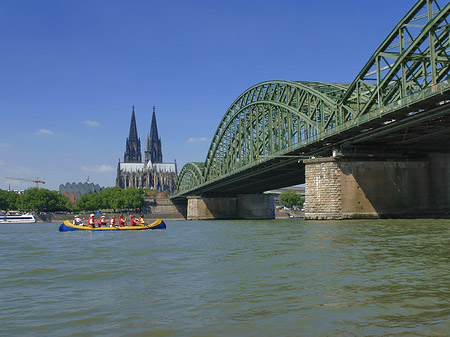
[0,211,36,224]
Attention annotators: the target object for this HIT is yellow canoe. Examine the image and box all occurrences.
[59,218,166,231]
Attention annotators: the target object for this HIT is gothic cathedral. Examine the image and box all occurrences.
[116,106,178,193]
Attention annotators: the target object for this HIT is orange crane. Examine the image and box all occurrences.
[5,177,46,189]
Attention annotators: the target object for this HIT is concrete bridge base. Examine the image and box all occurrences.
[187,194,275,220]
[304,154,450,219]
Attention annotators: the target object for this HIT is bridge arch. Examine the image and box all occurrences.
[203,81,351,181]
[175,162,205,194]
[174,0,450,198]
[340,0,450,122]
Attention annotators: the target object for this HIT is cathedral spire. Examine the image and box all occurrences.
[145,106,162,164]
[150,106,159,141]
[129,105,138,140]
[124,105,142,163]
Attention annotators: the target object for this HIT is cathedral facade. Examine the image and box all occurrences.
[116,106,178,193]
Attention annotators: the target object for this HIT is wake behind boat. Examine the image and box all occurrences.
[0,211,36,224]
[59,218,166,231]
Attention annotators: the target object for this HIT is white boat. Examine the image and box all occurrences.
[0,211,36,223]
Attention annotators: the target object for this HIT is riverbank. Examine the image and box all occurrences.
[275,209,304,219]
[35,198,303,223]
[36,212,184,223]
[35,197,186,223]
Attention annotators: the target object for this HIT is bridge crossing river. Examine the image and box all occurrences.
[172,0,450,220]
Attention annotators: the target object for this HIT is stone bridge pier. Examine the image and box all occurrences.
[186,194,274,220]
[304,153,450,219]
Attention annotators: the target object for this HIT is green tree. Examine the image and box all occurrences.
[22,188,48,211]
[279,190,304,208]
[1,188,72,212]
[5,190,22,210]
[103,187,125,212]
[124,188,145,211]
[75,187,145,212]
[0,189,8,210]
[7,191,21,210]
[76,192,98,211]
[145,188,158,197]
[22,188,73,212]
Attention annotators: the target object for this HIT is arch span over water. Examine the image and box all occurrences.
[175,0,450,197]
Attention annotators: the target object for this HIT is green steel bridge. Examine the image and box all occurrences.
[173,0,450,201]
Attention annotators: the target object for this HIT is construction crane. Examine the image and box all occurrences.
[5,177,46,189]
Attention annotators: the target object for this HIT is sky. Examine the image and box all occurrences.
[0,0,418,191]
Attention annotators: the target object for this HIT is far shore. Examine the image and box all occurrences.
[35,212,185,223]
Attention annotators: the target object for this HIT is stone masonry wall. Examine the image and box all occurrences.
[304,158,342,220]
[304,154,450,220]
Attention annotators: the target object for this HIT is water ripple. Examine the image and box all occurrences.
[0,220,449,336]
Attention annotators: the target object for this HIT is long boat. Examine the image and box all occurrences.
[59,218,166,231]
[0,211,36,224]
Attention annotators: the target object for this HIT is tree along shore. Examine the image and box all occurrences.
[1,187,148,214]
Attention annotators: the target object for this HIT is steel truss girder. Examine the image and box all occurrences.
[174,0,450,198]
[175,162,204,194]
[202,81,346,182]
[340,0,450,121]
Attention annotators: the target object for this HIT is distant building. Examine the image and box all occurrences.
[265,185,305,205]
[59,182,104,203]
[116,106,178,193]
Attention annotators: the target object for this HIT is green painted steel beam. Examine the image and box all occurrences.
[173,0,450,199]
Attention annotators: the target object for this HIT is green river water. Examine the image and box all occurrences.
[0,219,449,336]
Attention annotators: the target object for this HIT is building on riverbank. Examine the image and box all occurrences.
[116,106,178,193]
[59,181,104,203]
[265,185,305,206]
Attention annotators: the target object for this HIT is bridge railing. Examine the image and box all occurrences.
[326,80,450,140]
[174,80,450,197]
[252,80,450,152]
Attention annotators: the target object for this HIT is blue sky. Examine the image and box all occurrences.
[0,0,417,190]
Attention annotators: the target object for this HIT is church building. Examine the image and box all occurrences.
[116,106,178,193]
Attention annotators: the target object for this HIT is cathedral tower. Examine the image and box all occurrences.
[123,105,142,163]
[145,106,162,164]
[117,105,177,192]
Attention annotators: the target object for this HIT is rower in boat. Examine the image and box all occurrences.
[109,215,117,227]
[130,215,138,226]
[59,218,166,231]
[88,214,96,228]
[98,216,107,227]
[73,215,85,226]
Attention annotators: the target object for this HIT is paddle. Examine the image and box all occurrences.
[141,222,152,229]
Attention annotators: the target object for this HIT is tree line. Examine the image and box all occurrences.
[0,187,146,213]
[0,187,304,213]
[278,190,304,208]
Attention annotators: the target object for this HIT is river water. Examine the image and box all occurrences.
[0,219,449,336]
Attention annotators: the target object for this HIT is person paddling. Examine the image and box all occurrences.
[109,215,117,227]
[73,215,85,226]
[118,215,127,227]
[88,214,96,228]
[130,215,138,226]
[98,215,107,227]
